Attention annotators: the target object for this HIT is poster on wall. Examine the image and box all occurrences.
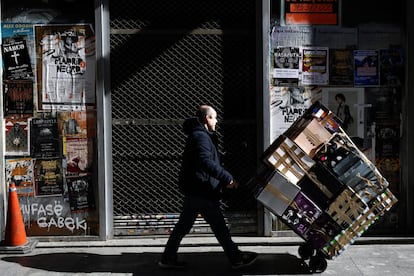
[329,49,354,86]
[34,24,96,110]
[377,156,400,196]
[365,87,401,124]
[1,24,97,237]
[270,86,322,141]
[4,118,30,156]
[5,157,34,196]
[321,87,365,139]
[1,23,35,65]
[58,110,96,138]
[64,137,93,175]
[1,23,36,79]
[272,46,301,83]
[379,48,404,87]
[271,26,314,48]
[34,158,64,197]
[66,174,94,212]
[3,79,34,116]
[354,50,379,87]
[1,36,33,80]
[301,47,329,85]
[30,117,60,158]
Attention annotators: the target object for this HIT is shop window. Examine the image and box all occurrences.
[268,0,404,235]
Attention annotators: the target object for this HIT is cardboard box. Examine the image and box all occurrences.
[303,213,343,251]
[281,191,322,235]
[293,118,333,158]
[256,170,301,216]
[316,134,389,203]
[326,187,369,229]
[297,163,344,210]
[263,136,315,184]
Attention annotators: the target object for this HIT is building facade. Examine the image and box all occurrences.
[0,0,412,241]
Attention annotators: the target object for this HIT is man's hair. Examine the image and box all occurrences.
[196,105,213,121]
[335,93,346,102]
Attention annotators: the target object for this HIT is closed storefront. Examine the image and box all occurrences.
[0,0,412,242]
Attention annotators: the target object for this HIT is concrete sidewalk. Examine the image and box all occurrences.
[0,236,414,275]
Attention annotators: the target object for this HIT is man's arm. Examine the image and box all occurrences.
[193,131,233,188]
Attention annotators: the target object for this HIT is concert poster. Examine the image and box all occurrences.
[30,117,61,158]
[34,158,64,197]
[34,24,96,110]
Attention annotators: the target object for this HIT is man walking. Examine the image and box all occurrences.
[158,105,258,270]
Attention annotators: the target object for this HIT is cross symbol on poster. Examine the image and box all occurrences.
[11,51,20,64]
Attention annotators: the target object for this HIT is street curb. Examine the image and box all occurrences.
[34,236,414,249]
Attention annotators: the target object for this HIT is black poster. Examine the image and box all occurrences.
[66,174,94,212]
[30,118,61,158]
[2,36,33,79]
[3,79,34,115]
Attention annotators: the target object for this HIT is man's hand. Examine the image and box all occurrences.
[226,180,239,189]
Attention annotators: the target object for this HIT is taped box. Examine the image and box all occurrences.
[322,188,398,258]
[315,133,389,203]
[256,170,300,216]
[293,118,333,158]
[262,135,315,185]
[284,101,342,158]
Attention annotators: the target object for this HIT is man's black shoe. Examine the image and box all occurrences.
[231,251,258,269]
[157,259,186,269]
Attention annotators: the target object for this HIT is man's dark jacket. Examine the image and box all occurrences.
[178,117,233,200]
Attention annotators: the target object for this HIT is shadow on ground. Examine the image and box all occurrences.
[2,252,312,275]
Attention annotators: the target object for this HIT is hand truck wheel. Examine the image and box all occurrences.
[309,254,328,273]
[298,242,315,260]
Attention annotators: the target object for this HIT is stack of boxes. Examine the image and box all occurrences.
[256,101,398,259]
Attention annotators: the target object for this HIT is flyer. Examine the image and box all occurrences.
[301,47,329,85]
[5,157,34,196]
[1,36,33,79]
[64,137,93,175]
[34,158,64,197]
[329,49,354,86]
[58,110,96,138]
[30,117,60,158]
[1,23,35,79]
[273,46,301,80]
[4,117,30,156]
[66,174,94,212]
[3,79,34,116]
[354,50,379,87]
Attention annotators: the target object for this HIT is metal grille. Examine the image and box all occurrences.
[110,0,258,236]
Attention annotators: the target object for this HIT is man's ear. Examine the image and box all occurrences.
[201,115,208,124]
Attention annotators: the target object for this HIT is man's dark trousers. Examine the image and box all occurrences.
[162,195,241,263]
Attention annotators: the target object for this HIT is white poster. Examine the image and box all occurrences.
[271,26,314,48]
[270,86,322,142]
[272,46,301,80]
[34,24,96,110]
